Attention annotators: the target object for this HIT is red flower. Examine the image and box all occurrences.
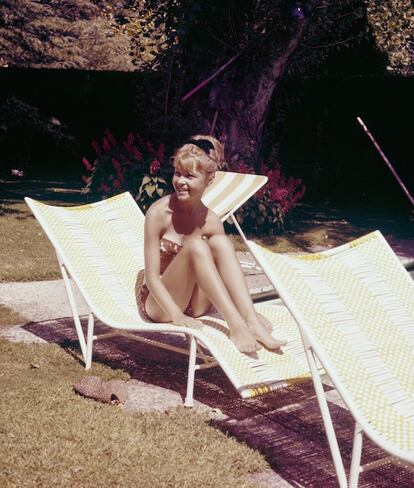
[133,147,143,161]
[113,179,121,189]
[150,159,161,175]
[98,183,110,194]
[91,141,101,155]
[271,188,288,202]
[82,157,93,172]
[127,132,135,147]
[102,137,111,152]
[124,141,133,153]
[112,158,122,174]
[105,129,117,146]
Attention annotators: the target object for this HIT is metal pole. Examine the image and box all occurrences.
[356,117,414,207]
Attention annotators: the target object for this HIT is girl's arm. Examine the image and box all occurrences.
[143,202,184,322]
[205,209,226,237]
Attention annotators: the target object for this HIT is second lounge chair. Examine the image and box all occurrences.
[247,232,414,487]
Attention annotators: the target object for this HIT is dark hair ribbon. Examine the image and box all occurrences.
[184,139,214,154]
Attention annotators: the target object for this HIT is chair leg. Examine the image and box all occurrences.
[59,262,87,360]
[305,346,348,488]
[184,335,197,407]
[85,312,94,370]
[349,423,363,488]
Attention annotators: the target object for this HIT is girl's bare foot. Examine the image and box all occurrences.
[257,312,273,332]
[246,317,287,350]
[228,322,261,353]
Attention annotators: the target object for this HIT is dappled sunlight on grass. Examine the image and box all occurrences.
[0,201,61,282]
[229,217,370,253]
[229,202,413,254]
[0,179,89,282]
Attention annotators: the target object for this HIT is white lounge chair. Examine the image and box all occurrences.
[247,231,414,487]
[25,172,313,407]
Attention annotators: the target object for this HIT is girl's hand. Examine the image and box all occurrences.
[170,313,203,330]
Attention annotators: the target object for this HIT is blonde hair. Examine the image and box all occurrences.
[172,135,224,174]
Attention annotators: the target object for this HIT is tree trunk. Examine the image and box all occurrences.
[209,4,319,169]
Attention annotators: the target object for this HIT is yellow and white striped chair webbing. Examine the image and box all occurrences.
[249,232,414,453]
[202,171,267,221]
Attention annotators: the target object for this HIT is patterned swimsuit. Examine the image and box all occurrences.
[137,237,195,321]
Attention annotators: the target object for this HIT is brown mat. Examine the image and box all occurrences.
[25,317,414,487]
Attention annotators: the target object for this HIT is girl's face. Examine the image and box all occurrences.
[172,165,212,201]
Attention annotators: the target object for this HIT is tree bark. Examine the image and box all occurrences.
[209,3,319,169]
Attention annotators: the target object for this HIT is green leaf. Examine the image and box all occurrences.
[145,184,156,197]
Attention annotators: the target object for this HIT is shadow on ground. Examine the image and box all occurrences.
[0,178,87,207]
[25,317,414,488]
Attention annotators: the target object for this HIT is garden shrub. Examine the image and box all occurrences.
[82,129,172,212]
[225,160,306,235]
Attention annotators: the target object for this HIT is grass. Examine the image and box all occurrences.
[0,339,267,487]
[229,215,369,253]
[0,201,62,282]
[0,305,27,327]
[0,179,87,282]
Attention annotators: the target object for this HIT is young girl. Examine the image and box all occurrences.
[138,135,286,353]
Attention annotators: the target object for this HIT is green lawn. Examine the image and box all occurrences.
[0,179,88,282]
[0,201,62,282]
[0,339,266,487]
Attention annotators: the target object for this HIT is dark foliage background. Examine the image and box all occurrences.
[1,67,411,214]
[0,0,413,216]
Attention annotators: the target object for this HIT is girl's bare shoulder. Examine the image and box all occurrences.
[204,208,225,235]
[145,195,173,231]
[146,195,172,216]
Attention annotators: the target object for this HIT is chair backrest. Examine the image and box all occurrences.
[25,192,145,327]
[248,231,414,461]
[202,171,267,221]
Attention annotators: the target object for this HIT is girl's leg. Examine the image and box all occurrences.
[188,284,212,318]
[145,237,260,353]
[207,234,286,349]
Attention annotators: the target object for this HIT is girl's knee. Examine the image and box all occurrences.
[182,236,211,256]
[208,234,233,253]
